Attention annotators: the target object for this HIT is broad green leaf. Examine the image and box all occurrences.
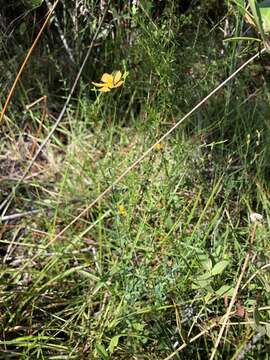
[109,335,121,354]
[196,272,212,281]
[202,259,213,272]
[23,0,44,9]
[211,260,229,276]
[192,278,211,289]
[197,252,212,272]
[259,0,270,33]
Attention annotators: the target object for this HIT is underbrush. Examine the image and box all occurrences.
[0,1,270,359]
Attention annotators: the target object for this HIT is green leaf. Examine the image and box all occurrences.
[19,23,27,37]
[215,285,234,297]
[108,335,121,354]
[23,0,44,9]
[253,303,261,328]
[248,0,270,49]
[197,253,212,272]
[203,259,213,272]
[96,343,109,359]
[259,0,270,33]
[211,260,229,276]
[192,278,211,289]
[196,272,212,281]
[223,36,261,43]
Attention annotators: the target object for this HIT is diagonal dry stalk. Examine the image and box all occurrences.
[209,222,258,360]
[163,320,220,360]
[8,47,267,276]
[162,311,239,360]
[0,0,59,125]
[0,6,109,217]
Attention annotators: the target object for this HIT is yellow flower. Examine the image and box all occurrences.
[154,142,164,151]
[117,204,126,217]
[92,71,126,92]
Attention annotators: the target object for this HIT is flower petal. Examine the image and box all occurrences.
[113,80,124,88]
[99,86,111,92]
[92,81,106,87]
[101,73,113,83]
[113,71,122,85]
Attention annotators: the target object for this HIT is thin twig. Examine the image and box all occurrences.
[163,319,221,360]
[1,209,40,221]
[3,225,24,264]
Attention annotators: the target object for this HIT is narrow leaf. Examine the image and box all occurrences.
[108,335,121,354]
[211,260,229,276]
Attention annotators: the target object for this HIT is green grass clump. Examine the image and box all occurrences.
[1,1,270,359]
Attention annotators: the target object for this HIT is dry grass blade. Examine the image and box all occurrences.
[162,321,219,360]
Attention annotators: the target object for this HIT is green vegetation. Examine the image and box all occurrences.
[0,1,269,359]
